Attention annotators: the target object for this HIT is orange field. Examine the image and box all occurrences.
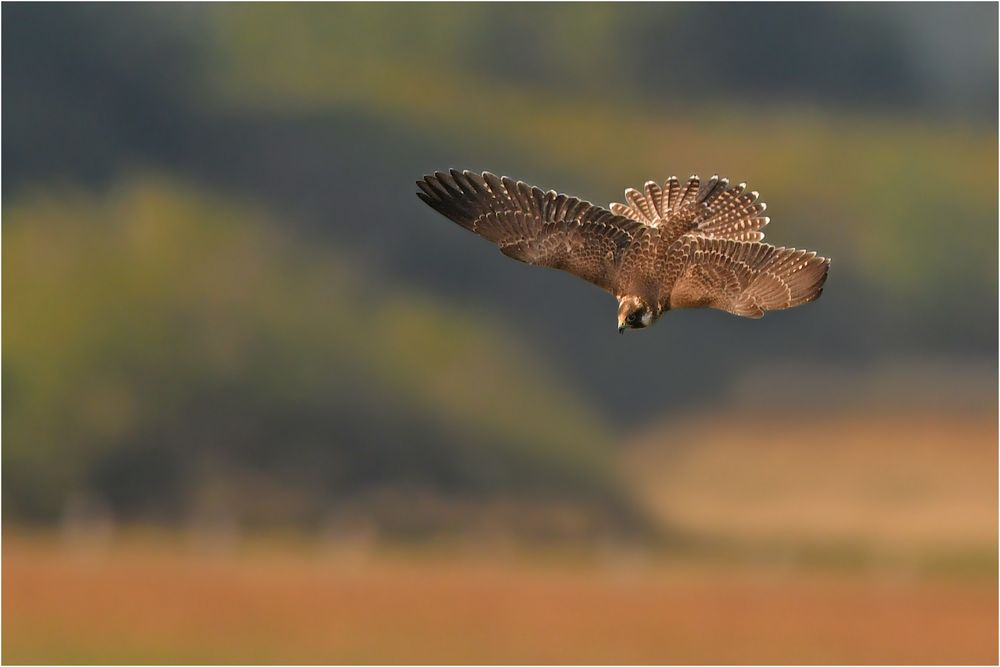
[3,533,996,665]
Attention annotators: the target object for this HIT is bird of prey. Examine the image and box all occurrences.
[416,170,829,333]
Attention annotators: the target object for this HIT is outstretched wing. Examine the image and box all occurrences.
[663,234,829,318]
[417,170,645,293]
[610,175,769,245]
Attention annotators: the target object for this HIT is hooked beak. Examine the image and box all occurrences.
[618,324,626,335]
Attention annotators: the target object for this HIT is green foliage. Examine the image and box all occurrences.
[3,181,627,529]
[203,4,992,116]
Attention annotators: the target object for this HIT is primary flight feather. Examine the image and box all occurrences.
[416,170,829,333]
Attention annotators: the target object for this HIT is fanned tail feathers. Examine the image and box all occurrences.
[695,176,769,242]
[611,174,769,242]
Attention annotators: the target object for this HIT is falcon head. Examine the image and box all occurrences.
[617,295,655,334]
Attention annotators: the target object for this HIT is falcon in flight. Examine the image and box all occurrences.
[416,170,829,333]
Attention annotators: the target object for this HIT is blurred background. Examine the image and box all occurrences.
[3,3,997,663]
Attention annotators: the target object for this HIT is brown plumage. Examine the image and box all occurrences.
[416,170,829,333]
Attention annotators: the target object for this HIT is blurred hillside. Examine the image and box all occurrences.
[3,4,997,532]
[4,181,635,534]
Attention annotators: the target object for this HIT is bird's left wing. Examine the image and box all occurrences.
[417,170,645,294]
[661,234,829,318]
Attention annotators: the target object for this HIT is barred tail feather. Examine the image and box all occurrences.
[610,174,770,243]
[696,177,769,243]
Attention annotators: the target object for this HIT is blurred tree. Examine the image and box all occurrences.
[628,4,922,112]
[2,3,205,187]
[3,181,638,536]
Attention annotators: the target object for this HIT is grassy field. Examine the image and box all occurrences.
[624,407,998,560]
[5,407,996,664]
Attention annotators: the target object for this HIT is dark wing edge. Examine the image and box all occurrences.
[416,169,645,292]
[664,235,829,318]
[610,175,770,244]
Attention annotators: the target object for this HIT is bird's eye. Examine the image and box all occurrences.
[627,311,641,324]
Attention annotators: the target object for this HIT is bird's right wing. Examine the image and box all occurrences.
[417,170,645,294]
[662,235,829,318]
